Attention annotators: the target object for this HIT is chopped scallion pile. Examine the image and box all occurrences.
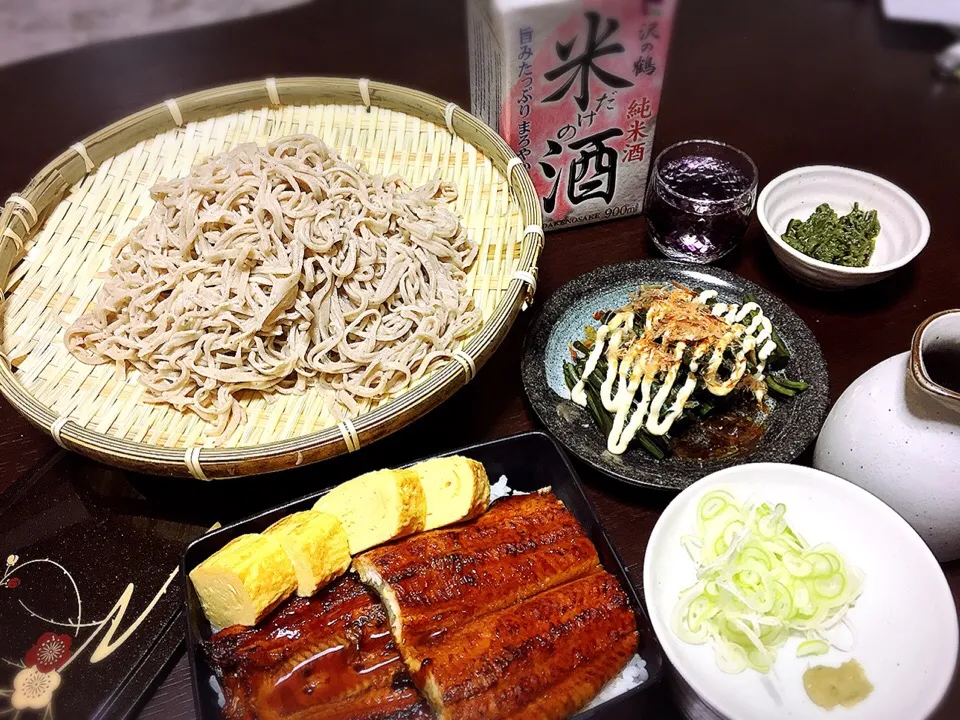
[673,489,864,674]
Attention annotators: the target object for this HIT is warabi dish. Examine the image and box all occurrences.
[564,283,808,460]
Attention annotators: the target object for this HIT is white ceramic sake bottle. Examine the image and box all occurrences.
[814,309,960,561]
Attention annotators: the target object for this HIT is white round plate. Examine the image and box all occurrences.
[643,463,958,720]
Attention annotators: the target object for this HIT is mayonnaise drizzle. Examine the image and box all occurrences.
[570,312,632,407]
[570,288,779,454]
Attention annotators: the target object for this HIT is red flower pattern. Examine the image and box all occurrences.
[24,632,72,672]
[6,577,19,589]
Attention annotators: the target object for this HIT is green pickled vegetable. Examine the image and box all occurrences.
[636,430,666,460]
[774,376,809,392]
[782,202,880,267]
[766,376,796,398]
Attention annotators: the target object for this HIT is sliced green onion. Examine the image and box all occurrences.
[814,573,846,599]
[804,552,833,577]
[771,581,794,620]
[700,495,728,521]
[797,639,830,657]
[672,489,864,674]
[687,596,713,632]
[782,552,813,577]
[739,546,772,570]
[680,534,702,562]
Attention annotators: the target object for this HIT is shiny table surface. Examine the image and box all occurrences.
[0,0,957,717]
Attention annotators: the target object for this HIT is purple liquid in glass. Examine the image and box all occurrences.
[645,141,758,264]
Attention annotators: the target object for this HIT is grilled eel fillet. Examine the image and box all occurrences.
[355,491,639,720]
[353,491,604,672]
[418,571,637,720]
[205,574,431,720]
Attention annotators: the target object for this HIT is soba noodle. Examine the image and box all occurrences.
[65,135,481,441]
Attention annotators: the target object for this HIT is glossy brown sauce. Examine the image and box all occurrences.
[406,571,638,719]
[672,407,766,460]
[207,576,429,720]
[264,625,404,714]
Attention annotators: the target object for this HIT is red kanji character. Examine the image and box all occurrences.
[627,119,649,142]
[623,144,645,163]
[627,97,653,120]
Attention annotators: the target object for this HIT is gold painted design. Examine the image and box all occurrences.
[1,554,181,716]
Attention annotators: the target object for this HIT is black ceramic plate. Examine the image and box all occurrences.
[521,260,830,491]
[183,431,663,720]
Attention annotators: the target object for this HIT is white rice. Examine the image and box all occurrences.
[584,654,648,710]
[490,476,649,709]
[210,674,226,708]
[489,474,529,501]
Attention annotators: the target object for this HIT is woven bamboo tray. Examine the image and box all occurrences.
[0,77,542,479]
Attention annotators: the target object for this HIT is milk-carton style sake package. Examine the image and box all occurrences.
[468,0,678,229]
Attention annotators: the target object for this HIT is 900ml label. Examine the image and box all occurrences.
[604,202,640,219]
[544,201,641,230]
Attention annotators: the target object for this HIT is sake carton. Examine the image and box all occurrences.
[468,0,678,229]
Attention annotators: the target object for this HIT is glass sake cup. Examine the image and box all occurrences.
[644,139,758,264]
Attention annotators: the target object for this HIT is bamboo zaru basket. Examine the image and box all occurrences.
[0,78,542,479]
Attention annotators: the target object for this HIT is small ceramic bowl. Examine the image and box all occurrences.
[757,165,929,289]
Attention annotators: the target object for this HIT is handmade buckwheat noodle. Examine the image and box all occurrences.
[65,135,480,442]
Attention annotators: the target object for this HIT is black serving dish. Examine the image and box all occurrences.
[0,452,207,720]
[521,260,830,491]
[183,431,664,719]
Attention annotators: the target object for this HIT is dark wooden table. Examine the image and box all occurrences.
[1,0,958,717]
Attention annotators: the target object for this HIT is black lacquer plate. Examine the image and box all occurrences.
[183,431,663,720]
[521,260,830,491]
[0,453,207,720]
